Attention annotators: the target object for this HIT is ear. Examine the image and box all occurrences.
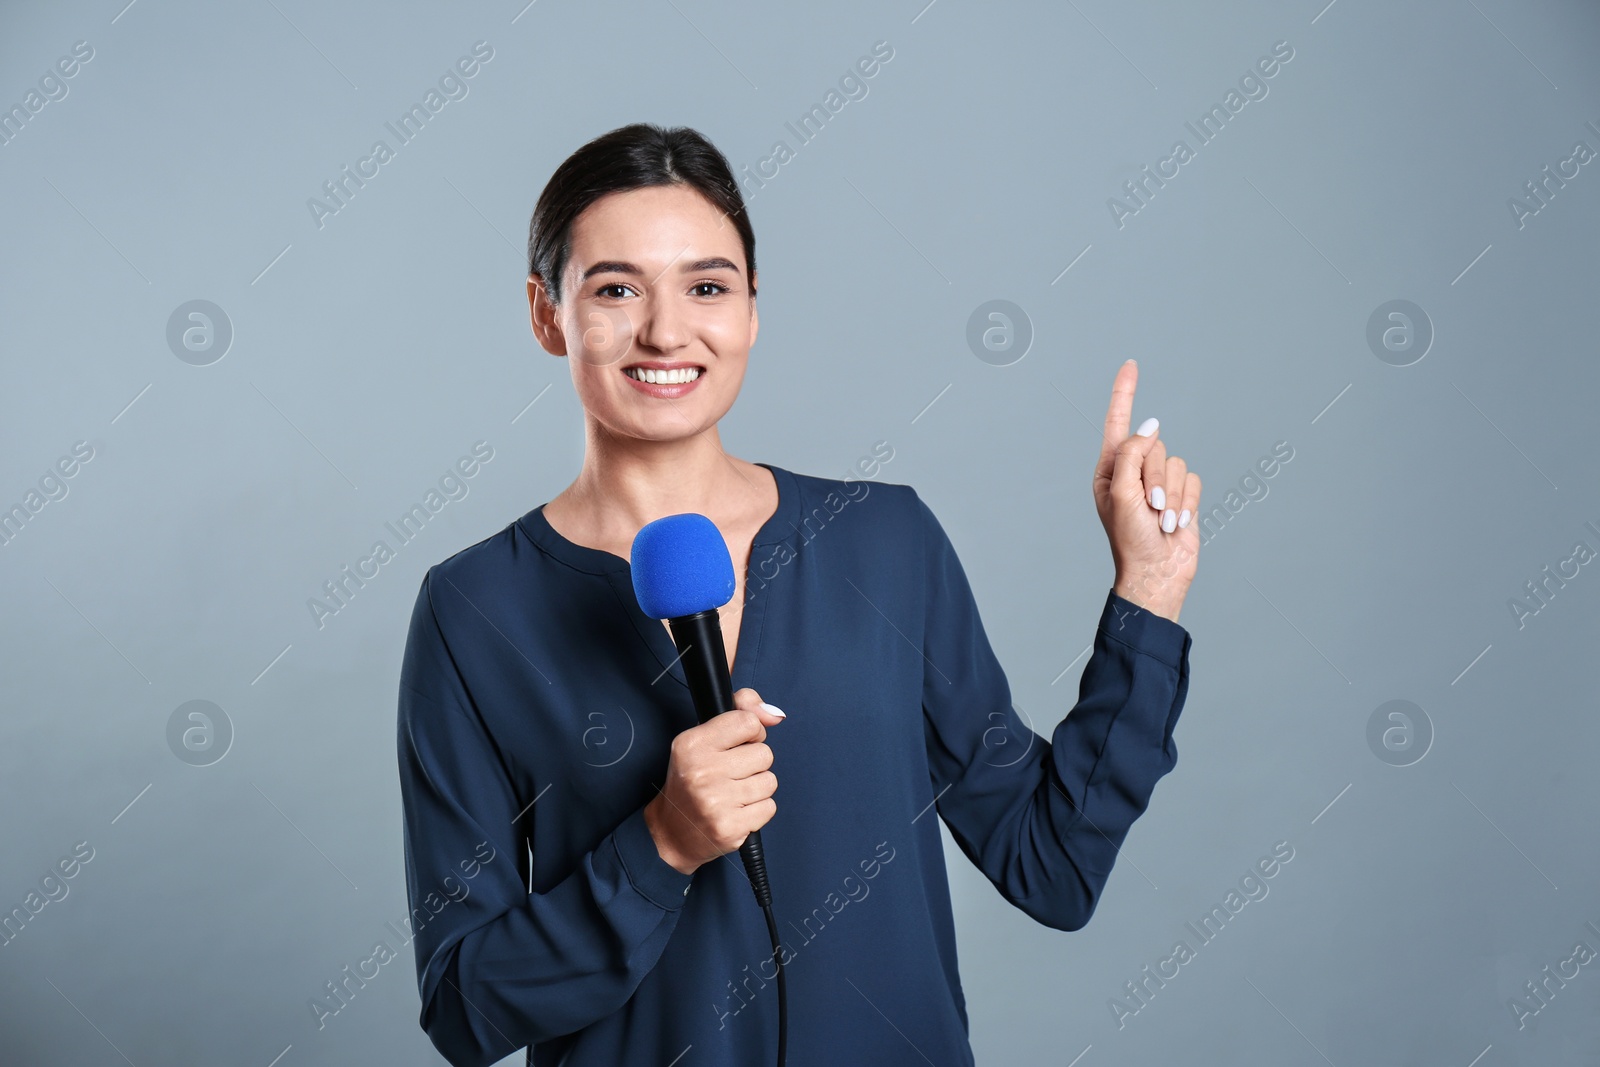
[527,274,568,357]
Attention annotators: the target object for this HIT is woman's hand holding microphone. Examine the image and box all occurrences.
[644,688,785,875]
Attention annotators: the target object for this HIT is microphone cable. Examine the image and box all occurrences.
[762,903,788,1067]
[740,830,786,1067]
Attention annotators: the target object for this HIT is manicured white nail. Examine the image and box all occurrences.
[1135,417,1159,437]
[1150,485,1165,510]
[1178,508,1191,529]
[1161,508,1176,533]
[761,702,785,718]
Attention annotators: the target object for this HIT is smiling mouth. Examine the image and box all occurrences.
[623,366,704,384]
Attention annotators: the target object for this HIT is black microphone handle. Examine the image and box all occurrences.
[666,609,774,909]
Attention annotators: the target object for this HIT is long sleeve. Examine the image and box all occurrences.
[914,491,1192,932]
[396,568,695,1067]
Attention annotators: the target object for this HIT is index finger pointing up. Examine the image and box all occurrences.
[1097,359,1139,476]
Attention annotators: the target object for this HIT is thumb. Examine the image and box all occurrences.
[733,687,786,724]
[1112,417,1160,502]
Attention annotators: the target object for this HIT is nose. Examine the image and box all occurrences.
[636,291,689,354]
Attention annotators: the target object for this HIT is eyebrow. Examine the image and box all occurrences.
[580,257,742,282]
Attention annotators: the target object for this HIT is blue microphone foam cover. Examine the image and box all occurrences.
[630,512,736,620]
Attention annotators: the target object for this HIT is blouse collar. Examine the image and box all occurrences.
[518,462,799,576]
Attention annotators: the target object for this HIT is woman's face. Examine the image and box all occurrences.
[528,184,758,444]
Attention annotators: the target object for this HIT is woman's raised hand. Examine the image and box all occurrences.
[1091,359,1201,624]
[644,687,785,875]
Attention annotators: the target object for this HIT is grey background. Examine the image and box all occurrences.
[3,0,1597,1063]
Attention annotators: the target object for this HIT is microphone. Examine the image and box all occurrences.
[631,511,789,1067]
[630,512,774,909]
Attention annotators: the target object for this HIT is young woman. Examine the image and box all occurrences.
[397,123,1201,1067]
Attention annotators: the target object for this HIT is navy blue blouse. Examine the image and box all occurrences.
[396,462,1192,1066]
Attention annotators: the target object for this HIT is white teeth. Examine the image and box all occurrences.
[626,366,702,385]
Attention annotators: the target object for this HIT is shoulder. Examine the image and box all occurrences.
[412,517,524,616]
[771,465,951,622]
[781,463,927,534]
[773,462,945,570]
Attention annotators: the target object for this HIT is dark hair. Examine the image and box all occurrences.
[527,123,757,306]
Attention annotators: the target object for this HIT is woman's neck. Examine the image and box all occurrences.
[544,423,770,555]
